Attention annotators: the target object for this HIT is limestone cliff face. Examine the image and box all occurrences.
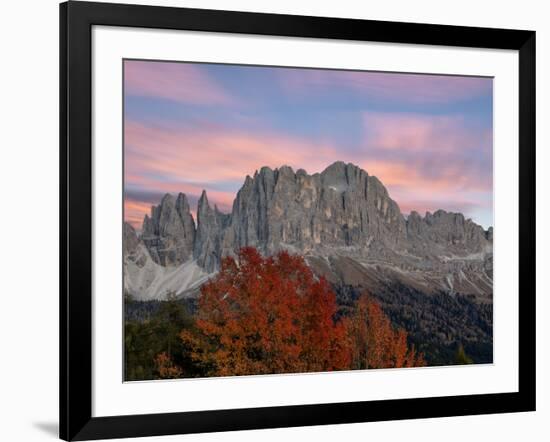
[126,162,493,300]
[194,191,230,273]
[407,209,491,256]
[123,222,140,257]
[134,162,493,268]
[221,162,407,258]
[141,193,195,266]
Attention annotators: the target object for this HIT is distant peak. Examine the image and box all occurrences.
[197,190,212,213]
[278,165,294,174]
[322,161,345,173]
[160,193,175,205]
[432,209,466,221]
[321,161,365,176]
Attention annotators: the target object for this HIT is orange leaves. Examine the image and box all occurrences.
[177,247,424,377]
[154,352,183,379]
[182,247,349,376]
[345,295,425,369]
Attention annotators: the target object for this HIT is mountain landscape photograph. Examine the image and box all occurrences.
[123,59,493,380]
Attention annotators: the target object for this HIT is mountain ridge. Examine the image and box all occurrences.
[124,161,492,301]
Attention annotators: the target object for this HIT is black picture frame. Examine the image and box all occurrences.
[60,1,536,440]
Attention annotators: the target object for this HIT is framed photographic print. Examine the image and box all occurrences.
[60,1,536,440]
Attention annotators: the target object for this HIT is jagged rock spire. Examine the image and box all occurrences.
[135,161,492,275]
[193,190,230,272]
[140,192,196,266]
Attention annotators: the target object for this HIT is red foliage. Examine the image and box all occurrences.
[344,294,425,369]
[179,247,424,376]
[181,247,350,376]
[154,351,183,379]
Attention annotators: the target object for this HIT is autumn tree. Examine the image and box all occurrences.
[181,247,350,376]
[345,294,425,369]
[154,352,183,379]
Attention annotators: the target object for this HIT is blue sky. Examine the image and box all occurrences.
[124,60,493,229]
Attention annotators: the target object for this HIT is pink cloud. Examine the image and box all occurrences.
[124,115,492,229]
[363,111,492,153]
[124,120,343,227]
[359,159,491,223]
[125,200,152,230]
[280,70,492,104]
[360,111,492,198]
[364,160,483,195]
[124,60,233,105]
[125,120,341,185]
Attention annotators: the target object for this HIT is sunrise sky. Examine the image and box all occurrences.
[124,59,493,230]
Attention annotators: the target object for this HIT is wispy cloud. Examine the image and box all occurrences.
[123,61,493,229]
[124,199,153,229]
[356,111,493,226]
[124,120,343,227]
[363,111,492,153]
[124,60,234,106]
[125,120,341,184]
[125,114,492,229]
[361,112,492,191]
[280,70,492,104]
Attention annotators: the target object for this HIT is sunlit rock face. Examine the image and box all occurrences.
[141,193,196,266]
[124,162,493,365]
[221,161,407,258]
[125,162,493,301]
[194,190,230,273]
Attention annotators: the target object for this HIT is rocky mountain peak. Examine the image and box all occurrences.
[276,164,295,179]
[217,161,408,259]
[141,192,195,266]
[405,209,491,260]
[135,163,493,268]
[123,222,139,256]
[175,192,191,214]
[127,161,493,300]
[194,190,228,273]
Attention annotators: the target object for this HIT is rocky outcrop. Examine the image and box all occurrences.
[123,222,140,256]
[141,193,195,266]
[194,191,230,273]
[123,221,149,269]
[406,209,491,257]
[221,162,407,259]
[125,161,493,301]
[133,163,493,268]
[124,162,494,365]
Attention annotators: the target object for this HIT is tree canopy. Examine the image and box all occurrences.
[177,247,424,377]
